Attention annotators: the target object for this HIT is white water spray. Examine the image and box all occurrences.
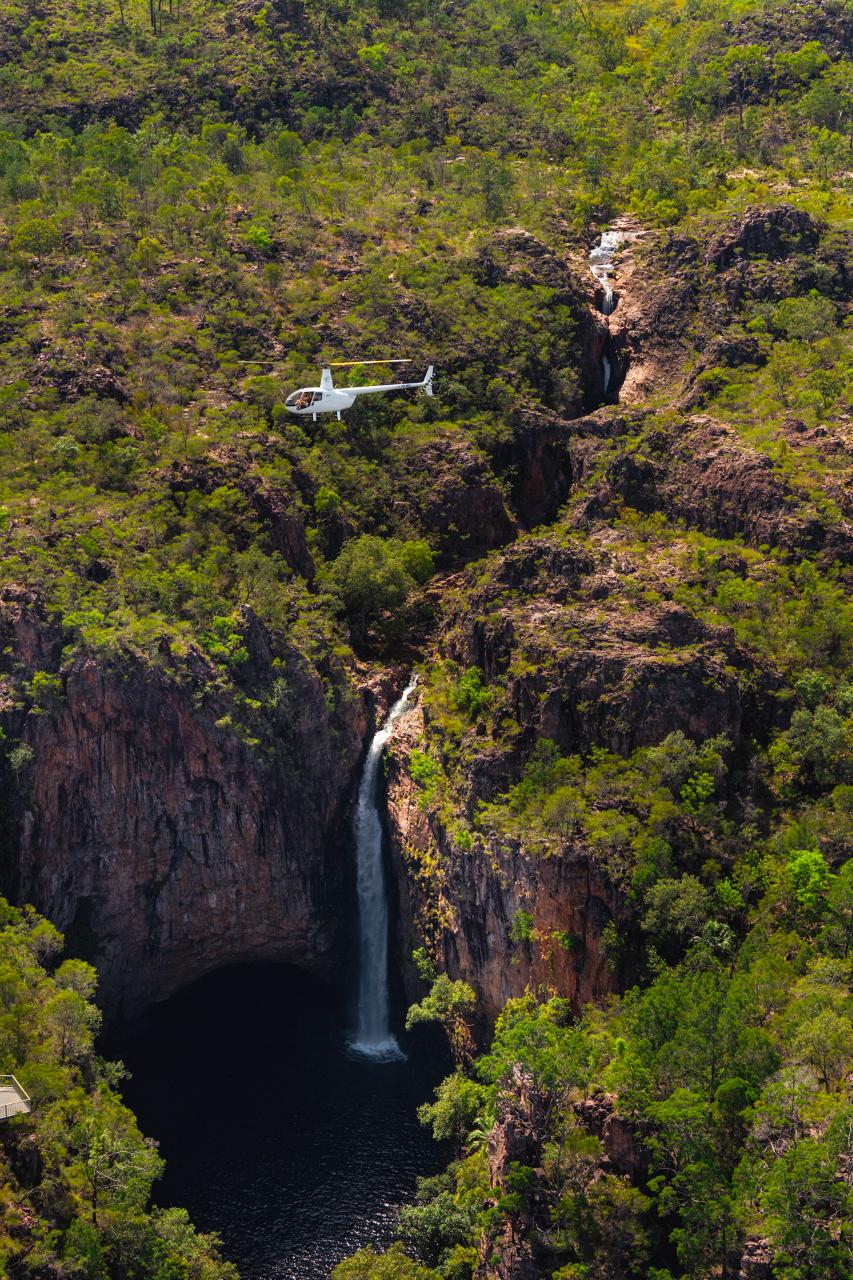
[351,677,417,1060]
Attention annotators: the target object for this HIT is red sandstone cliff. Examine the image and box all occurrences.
[385,701,625,1029]
[0,586,366,1015]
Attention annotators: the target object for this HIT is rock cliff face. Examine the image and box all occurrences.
[385,702,624,1029]
[395,435,517,567]
[0,587,365,1016]
[556,405,851,566]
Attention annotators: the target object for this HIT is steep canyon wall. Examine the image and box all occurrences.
[0,587,366,1015]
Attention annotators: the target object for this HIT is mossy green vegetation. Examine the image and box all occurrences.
[0,899,235,1279]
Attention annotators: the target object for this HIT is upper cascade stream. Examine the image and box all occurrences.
[589,228,625,397]
[589,229,623,316]
[352,676,417,1059]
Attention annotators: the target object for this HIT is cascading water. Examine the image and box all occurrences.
[601,354,612,395]
[589,229,622,316]
[590,229,623,398]
[351,677,417,1060]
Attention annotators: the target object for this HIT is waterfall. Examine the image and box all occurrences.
[351,677,417,1060]
[589,229,623,396]
[589,229,622,314]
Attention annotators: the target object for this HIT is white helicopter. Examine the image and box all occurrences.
[283,360,434,420]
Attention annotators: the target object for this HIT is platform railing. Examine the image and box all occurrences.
[0,1075,31,1119]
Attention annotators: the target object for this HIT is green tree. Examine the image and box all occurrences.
[722,45,766,128]
[641,876,711,948]
[543,786,585,838]
[772,293,837,342]
[418,1072,485,1144]
[786,849,832,916]
[74,1111,163,1226]
[406,975,477,1059]
[793,1008,853,1089]
[330,535,415,640]
[332,1243,440,1279]
[399,1178,477,1269]
[12,215,61,256]
[821,860,853,957]
[585,1176,652,1279]
[477,995,588,1098]
[44,987,101,1064]
[478,153,513,220]
[760,1134,851,1280]
[398,539,435,584]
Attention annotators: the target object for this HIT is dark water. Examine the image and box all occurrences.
[114,965,448,1279]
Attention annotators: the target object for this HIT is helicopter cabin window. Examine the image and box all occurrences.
[286,389,315,410]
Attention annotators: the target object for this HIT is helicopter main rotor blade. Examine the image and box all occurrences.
[235,358,413,367]
[328,359,411,367]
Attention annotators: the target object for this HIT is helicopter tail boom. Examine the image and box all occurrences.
[345,366,435,397]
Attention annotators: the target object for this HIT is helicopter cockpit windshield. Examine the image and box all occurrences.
[286,389,322,410]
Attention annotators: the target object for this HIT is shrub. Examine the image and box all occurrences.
[452,667,491,719]
[12,215,61,255]
[786,849,831,915]
[510,910,535,945]
[771,292,837,342]
[244,222,274,253]
[8,742,34,774]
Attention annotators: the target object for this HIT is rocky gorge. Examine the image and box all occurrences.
[0,1,850,1276]
[0,204,849,1028]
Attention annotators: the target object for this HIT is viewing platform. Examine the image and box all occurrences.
[0,1077,30,1120]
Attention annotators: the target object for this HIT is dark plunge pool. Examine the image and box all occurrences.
[113,965,449,1279]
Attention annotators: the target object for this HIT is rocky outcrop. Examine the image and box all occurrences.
[724,0,853,64]
[386,702,625,1028]
[0,588,365,1015]
[29,345,130,405]
[574,1093,647,1181]
[681,334,767,409]
[568,409,852,564]
[439,537,780,772]
[597,204,845,408]
[395,436,516,566]
[478,1075,649,1280]
[488,410,575,528]
[705,206,823,273]
[735,1238,775,1280]
[660,416,850,559]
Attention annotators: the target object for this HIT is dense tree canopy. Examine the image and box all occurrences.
[0,900,236,1278]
